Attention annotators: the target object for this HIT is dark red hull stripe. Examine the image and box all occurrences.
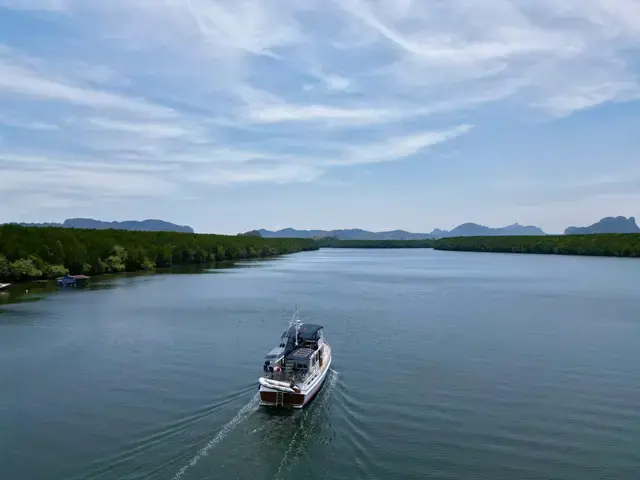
[260,376,328,407]
[260,391,304,405]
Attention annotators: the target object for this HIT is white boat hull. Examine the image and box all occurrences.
[259,344,332,408]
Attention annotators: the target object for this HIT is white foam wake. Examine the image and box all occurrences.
[274,370,339,479]
[172,393,259,480]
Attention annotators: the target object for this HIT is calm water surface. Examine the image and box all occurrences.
[1,249,640,479]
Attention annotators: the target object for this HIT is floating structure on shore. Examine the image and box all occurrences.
[56,275,90,287]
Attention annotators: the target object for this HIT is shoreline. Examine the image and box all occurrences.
[0,254,295,287]
[0,256,291,306]
[0,225,317,284]
[317,234,640,258]
[433,233,640,258]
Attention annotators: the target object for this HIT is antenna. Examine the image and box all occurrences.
[290,303,302,347]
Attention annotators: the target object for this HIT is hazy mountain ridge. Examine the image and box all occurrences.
[13,218,194,233]
[260,217,640,239]
[11,216,639,238]
[442,222,546,237]
[259,222,546,240]
[257,228,432,240]
[565,216,639,235]
[17,222,63,228]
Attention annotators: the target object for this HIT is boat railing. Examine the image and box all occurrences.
[264,369,309,384]
[264,370,287,382]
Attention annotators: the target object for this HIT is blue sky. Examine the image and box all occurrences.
[1,0,639,234]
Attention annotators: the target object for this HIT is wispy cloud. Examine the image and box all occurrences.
[1,0,639,229]
[191,163,322,186]
[536,81,640,117]
[0,116,58,130]
[186,125,471,184]
[247,104,395,125]
[0,47,174,118]
[329,125,474,166]
[184,0,302,57]
[0,0,67,11]
[335,0,640,117]
[310,70,351,91]
[233,85,398,125]
[0,165,175,197]
[341,0,579,63]
[84,118,193,140]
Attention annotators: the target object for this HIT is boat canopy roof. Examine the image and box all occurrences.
[265,346,285,359]
[298,323,323,340]
[281,323,324,341]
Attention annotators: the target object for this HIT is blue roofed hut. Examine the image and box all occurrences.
[56,274,90,287]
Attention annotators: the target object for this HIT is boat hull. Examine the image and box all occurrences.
[259,345,331,409]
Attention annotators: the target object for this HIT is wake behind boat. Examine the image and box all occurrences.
[259,307,331,408]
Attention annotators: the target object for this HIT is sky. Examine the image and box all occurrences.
[0,0,639,234]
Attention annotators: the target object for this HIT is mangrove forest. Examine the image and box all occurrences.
[0,224,318,282]
[316,238,436,248]
[318,234,640,258]
[432,234,640,257]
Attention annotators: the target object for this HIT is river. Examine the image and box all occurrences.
[1,249,640,479]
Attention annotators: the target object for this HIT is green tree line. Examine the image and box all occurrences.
[433,234,640,257]
[315,234,640,258]
[316,238,436,248]
[0,225,318,282]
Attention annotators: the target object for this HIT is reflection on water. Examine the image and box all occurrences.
[0,258,283,307]
[0,281,59,306]
[2,249,640,480]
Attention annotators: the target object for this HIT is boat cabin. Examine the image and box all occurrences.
[285,347,317,377]
[263,323,324,381]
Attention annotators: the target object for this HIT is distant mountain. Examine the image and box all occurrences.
[238,230,263,237]
[17,222,63,228]
[434,222,546,238]
[258,228,432,240]
[14,218,194,233]
[429,228,447,237]
[259,223,546,240]
[259,228,333,239]
[565,216,640,235]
